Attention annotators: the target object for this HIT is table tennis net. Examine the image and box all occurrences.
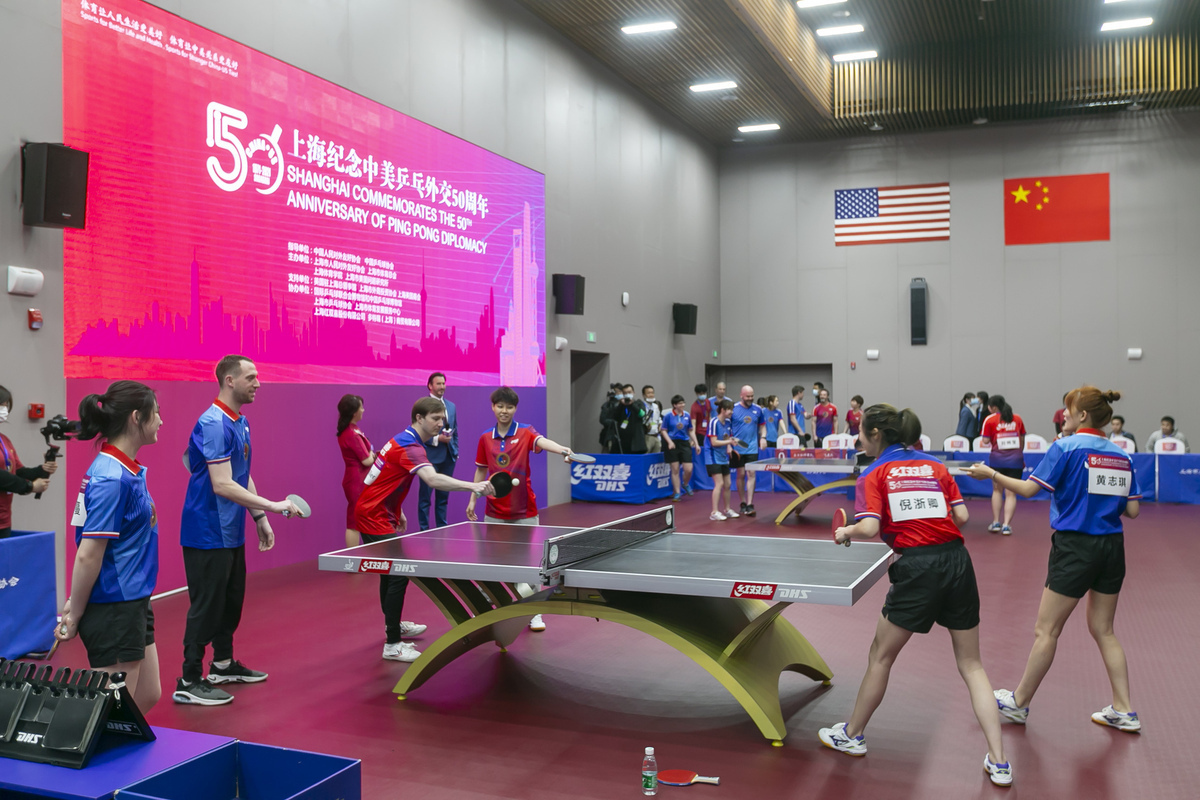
[542,507,674,571]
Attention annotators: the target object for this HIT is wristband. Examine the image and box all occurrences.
[252,512,266,522]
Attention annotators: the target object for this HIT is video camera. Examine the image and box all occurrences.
[36,415,81,499]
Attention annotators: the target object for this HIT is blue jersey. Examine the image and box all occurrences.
[71,444,158,603]
[703,417,732,465]
[730,403,765,455]
[661,411,693,442]
[764,409,784,443]
[182,400,252,549]
[1029,430,1141,535]
[787,399,806,436]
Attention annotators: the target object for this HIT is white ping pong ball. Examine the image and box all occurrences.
[513,478,521,487]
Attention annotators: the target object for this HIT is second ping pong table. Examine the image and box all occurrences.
[319,507,895,744]
[747,449,977,525]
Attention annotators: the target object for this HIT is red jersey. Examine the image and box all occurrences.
[0,432,27,529]
[814,402,839,437]
[354,427,431,536]
[690,401,710,438]
[855,445,965,549]
[981,413,1026,469]
[845,408,863,435]
[476,422,542,520]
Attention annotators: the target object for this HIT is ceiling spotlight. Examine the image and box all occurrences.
[817,24,865,36]
[621,21,677,35]
[973,116,988,125]
[738,123,781,133]
[868,121,883,131]
[1101,17,1153,31]
[797,0,847,7]
[832,50,878,62]
[832,10,851,17]
[690,80,738,93]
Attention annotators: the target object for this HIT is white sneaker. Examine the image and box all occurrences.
[382,641,421,662]
[528,614,546,632]
[983,754,1013,787]
[399,621,427,638]
[709,511,727,521]
[818,722,866,756]
[1092,704,1141,732]
[994,689,1029,724]
[724,508,740,518]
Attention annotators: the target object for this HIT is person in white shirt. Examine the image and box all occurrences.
[642,385,663,453]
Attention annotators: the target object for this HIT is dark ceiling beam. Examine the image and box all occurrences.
[723,0,832,119]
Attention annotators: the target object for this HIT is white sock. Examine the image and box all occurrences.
[212,659,231,669]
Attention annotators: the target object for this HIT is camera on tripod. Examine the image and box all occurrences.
[35,415,80,499]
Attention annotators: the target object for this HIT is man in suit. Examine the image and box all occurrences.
[418,372,458,529]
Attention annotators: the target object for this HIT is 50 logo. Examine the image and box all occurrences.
[206,102,285,195]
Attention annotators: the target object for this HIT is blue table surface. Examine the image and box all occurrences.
[0,727,235,800]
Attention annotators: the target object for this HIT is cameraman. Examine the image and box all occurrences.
[0,386,57,539]
[601,384,648,455]
[598,382,623,453]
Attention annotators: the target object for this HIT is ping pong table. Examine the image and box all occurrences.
[319,506,895,744]
[748,449,977,525]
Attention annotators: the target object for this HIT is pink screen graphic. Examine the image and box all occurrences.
[62,0,545,386]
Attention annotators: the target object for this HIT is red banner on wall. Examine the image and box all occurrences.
[1003,173,1110,245]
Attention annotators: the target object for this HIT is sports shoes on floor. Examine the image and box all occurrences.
[739,502,748,514]
[988,522,1003,533]
[724,508,740,519]
[744,504,757,517]
[528,614,546,631]
[207,659,267,684]
[684,486,694,496]
[172,678,234,706]
[399,621,427,638]
[1092,705,1141,732]
[1001,525,1013,536]
[818,722,867,756]
[983,754,1013,787]
[994,689,1029,724]
[710,511,727,521]
[671,492,683,502]
[382,641,421,662]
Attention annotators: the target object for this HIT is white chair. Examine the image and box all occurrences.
[777,433,801,449]
[918,434,932,451]
[1155,436,1186,454]
[943,435,970,452]
[1111,435,1135,454]
[1024,433,1049,452]
[972,436,991,453]
[822,433,855,450]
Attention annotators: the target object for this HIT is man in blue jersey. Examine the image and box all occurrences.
[787,385,809,441]
[173,356,301,706]
[731,385,767,516]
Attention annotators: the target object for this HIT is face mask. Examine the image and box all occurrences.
[813,389,820,398]
[0,407,8,423]
[970,398,980,406]
[624,394,634,401]
[698,394,707,401]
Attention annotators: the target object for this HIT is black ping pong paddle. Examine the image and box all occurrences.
[488,472,519,498]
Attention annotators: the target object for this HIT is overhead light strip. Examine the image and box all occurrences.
[690,81,738,92]
[816,24,864,36]
[833,50,878,62]
[621,21,677,35]
[1100,18,1153,31]
[797,0,848,7]
[738,123,781,133]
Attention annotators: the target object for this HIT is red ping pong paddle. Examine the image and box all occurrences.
[832,507,850,547]
[658,769,720,786]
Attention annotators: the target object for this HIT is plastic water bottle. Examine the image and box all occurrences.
[642,746,658,796]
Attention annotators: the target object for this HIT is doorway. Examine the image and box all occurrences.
[571,351,610,454]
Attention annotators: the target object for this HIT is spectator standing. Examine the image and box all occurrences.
[418,372,457,530]
[0,385,56,538]
[690,384,710,442]
[846,395,864,438]
[708,382,729,417]
[956,393,979,440]
[602,385,648,454]
[730,386,766,517]
[1146,416,1189,452]
[763,396,786,448]
[598,383,623,453]
[336,395,374,549]
[703,400,736,520]
[787,385,809,441]
[642,385,663,454]
[1052,393,1068,436]
[813,389,839,446]
[980,394,1025,535]
[660,395,699,501]
[975,392,990,437]
[1109,416,1137,452]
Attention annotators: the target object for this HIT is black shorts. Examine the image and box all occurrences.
[1046,531,1125,598]
[729,451,758,468]
[706,463,730,477]
[882,539,980,634]
[994,467,1023,480]
[78,596,155,667]
[662,444,690,463]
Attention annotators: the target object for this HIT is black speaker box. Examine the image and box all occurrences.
[910,277,928,345]
[552,274,585,315]
[22,143,90,229]
[673,303,698,335]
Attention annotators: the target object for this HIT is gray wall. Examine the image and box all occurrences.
[720,112,1200,444]
[0,0,721,546]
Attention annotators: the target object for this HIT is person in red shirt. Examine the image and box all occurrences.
[336,394,374,550]
[812,389,839,445]
[354,397,493,663]
[819,404,1010,786]
[980,394,1026,535]
[1052,393,1068,436]
[690,383,710,437]
[845,395,864,438]
[0,386,57,538]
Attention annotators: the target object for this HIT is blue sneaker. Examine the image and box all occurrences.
[983,754,1013,786]
[1001,525,1013,536]
[671,492,683,501]
[818,722,866,756]
[684,485,694,496]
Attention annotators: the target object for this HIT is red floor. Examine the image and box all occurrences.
[46,495,1200,798]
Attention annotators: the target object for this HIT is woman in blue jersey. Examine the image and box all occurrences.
[56,381,163,712]
[966,387,1141,733]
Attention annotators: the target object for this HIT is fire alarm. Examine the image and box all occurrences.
[28,309,43,330]
[850,361,856,370]
[28,404,45,420]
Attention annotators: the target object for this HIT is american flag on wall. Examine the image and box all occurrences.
[834,183,950,246]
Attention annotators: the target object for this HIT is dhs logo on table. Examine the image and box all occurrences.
[730,582,778,599]
[647,462,671,489]
[571,462,633,492]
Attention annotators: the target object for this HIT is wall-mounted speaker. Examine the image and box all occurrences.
[22,143,90,229]
[672,303,698,335]
[909,278,927,345]
[551,274,585,315]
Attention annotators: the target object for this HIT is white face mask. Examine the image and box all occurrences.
[813,388,820,398]
[0,407,9,423]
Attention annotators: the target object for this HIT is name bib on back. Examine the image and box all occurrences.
[885,471,949,522]
[1087,454,1132,497]
[996,433,1020,450]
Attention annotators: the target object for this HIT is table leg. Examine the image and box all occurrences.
[771,475,856,525]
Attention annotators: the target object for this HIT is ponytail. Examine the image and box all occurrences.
[1065,386,1121,428]
[989,394,1014,424]
[861,403,922,448]
[78,381,157,442]
[336,394,363,435]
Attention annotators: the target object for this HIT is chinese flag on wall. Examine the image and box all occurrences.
[1003,173,1110,245]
